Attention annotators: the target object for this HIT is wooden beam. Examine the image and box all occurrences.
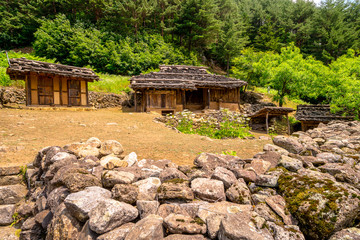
[134,91,137,112]
[286,114,291,135]
[266,112,269,135]
[182,90,186,109]
[208,88,210,109]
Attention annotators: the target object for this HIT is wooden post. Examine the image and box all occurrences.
[286,113,291,135]
[134,91,137,112]
[208,88,210,109]
[266,112,269,134]
[182,90,186,110]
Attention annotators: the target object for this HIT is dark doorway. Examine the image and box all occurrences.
[185,89,203,105]
[38,76,54,105]
[68,80,81,106]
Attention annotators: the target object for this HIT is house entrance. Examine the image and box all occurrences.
[68,80,81,106]
[38,76,54,105]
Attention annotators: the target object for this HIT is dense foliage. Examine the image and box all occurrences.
[232,45,360,118]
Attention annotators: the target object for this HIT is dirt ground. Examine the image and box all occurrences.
[0,107,272,167]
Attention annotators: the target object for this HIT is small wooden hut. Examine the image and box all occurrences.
[6,58,99,107]
[130,65,247,114]
[249,107,294,134]
[295,105,354,131]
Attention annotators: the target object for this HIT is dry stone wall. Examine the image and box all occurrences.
[2,120,360,240]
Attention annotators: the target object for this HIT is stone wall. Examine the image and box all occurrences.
[0,87,132,109]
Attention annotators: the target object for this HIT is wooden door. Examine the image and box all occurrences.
[38,76,54,105]
[68,80,81,106]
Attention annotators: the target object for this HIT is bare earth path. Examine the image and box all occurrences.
[0,108,271,167]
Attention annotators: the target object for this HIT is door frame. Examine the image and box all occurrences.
[37,76,54,105]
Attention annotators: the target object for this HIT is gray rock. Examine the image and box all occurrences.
[157,181,194,201]
[267,222,305,240]
[246,159,271,175]
[159,167,188,182]
[132,177,161,201]
[46,203,82,240]
[124,214,164,240]
[194,153,241,172]
[278,155,303,172]
[218,212,273,240]
[225,178,251,204]
[78,220,98,240]
[86,137,102,148]
[255,175,279,187]
[157,203,190,219]
[329,227,360,240]
[100,140,124,156]
[0,205,15,225]
[0,175,22,186]
[0,184,27,204]
[273,135,305,154]
[47,187,70,213]
[278,169,360,239]
[231,169,257,183]
[102,171,135,188]
[20,217,44,240]
[211,167,237,189]
[46,152,77,167]
[316,152,342,163]
[111,184,139,204]
[137,200,160,219]
[164,213,206,235]
[34,210,53,230]
[64,186,111,222]
[197,201,253,222]
[100,155,127,168]
[123,152,137,167]
[265,195,295,225]
[89,199,138,234]
[191,178,225,202]
[164,234,207,240]
[97,222,135,240]
[206,214,223,239]
[263,144,289,156]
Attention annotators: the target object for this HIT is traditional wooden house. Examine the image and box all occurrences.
[295,105,354,131]
[6,58,99,107]
[130,65,247,114]
[249,106,295,134]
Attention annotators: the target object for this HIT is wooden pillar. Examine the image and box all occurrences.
[266,112,269,134]
[182,90,186,110]
[25,75,30,106]
[134,91,137,112]
[208,88,210,109]
[286,113,291,135]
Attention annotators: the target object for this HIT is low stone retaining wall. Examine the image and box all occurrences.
[0,87,131,109]
[2,120,360,240]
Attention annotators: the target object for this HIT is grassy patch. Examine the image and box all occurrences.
[88,73,131,94]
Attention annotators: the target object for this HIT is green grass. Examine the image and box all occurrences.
[88,73,131,94]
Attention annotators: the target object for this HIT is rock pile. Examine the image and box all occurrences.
[6,120,360,240]
[0,87,26,106]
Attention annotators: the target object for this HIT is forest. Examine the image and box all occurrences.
[0,0,359,117]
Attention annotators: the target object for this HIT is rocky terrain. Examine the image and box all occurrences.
[1,120,360,239]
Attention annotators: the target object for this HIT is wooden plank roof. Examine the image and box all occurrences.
[250,107,295,118]
[6,58,100,81]
[130,65,247,90]
[295,105,354,122]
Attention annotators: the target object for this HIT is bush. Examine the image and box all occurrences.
[165,109,253,139]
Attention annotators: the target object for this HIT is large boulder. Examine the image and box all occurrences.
[100,155,128,168]
[47,187,70,213]
[273,136,305,154]
[164,213,206,235]
[157,180,194,201]
[46,203,82,240]
[132,177,161,200]
[124,214,164,240]
[278,169,360,239]
[20,217,45,240]
[211,167,237,189]
[329,227,360,240]
[64,186,111,222]
[111,184,139,204]
[0,184,27,204]
[0,205,15,225]
[136,200,160,219]
[218,211,273,240]
[97,222,134,240]
[157,203,190,219]
[191,178,225,202]
[278,155,303,172]
[194,153,242,172]
[159,168,188,182]
[100,140,124,156]
[225,178,251,204]
[246,159,271,175]
[102,171,135,188]
[88,199,138,234]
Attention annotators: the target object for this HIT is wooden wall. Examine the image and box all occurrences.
[25,73,89,107]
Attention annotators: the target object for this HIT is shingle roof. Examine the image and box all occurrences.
[130,65,247,90]
[295,105,354,122]
[250,107,295,118]
[6,58,99,81]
